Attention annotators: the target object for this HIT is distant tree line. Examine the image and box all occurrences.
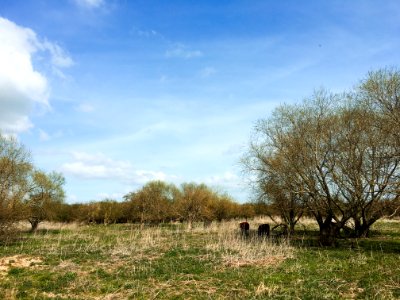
[243,68,400,246]
[53,181,262,227]
[0,133,261,239]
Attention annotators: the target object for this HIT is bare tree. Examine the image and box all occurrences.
[244,140,305,234]
[26,170,66,232]
[345,68,400,236]
[245,91,350,245]
[0,134,32,239]
[244,71,400,245]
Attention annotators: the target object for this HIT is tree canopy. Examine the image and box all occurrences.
[0,134,66,237]
[244,68,400,245]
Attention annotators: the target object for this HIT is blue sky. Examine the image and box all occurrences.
[1,0,399,203]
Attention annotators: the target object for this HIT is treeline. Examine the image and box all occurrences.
[54,181,263,227]
[244,68,400,245]
[0,132,263,240]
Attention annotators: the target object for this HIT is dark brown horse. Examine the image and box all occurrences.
[239,221,250,236]
[258,223,270,237]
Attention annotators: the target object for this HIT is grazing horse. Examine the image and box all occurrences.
[239,221,250,236]
[258,223,270,238]
[203,219,212,228]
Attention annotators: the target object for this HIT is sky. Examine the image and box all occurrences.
[1,0,400,203]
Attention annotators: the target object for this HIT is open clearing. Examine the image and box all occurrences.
[0,218,399,299]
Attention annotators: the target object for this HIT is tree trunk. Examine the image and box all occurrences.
[288,210,296,235]
[288,221,296,236]
[319,220,340,246]
[353,218,374,238]
[29,219,40,233]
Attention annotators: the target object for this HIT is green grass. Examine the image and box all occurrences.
[0,219,399,299]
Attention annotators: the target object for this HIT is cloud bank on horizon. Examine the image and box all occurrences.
[1,0,399,203]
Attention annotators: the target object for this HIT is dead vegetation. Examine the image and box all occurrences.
[0,255,42,277]
[205,220,294,268]
[0,218,398,299]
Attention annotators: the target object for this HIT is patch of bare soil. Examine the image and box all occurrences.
[0,255,42,276]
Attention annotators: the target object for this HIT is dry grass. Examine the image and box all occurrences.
[0,218,399,299]
[204,220,294,268]
[254,281,281,297]
[378,217,400,223]
[15,221,82,231]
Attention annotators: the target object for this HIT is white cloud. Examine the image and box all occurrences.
[41,41,74,68]
[39,129,50,141]
[0,17,73,134]
[137,29,158,38]
[96,192,125,200]
[74,0,104,9]
[38,128,63,141]
[68,194,78,202]
[204,171,240,187]
[0,18,47,133]
[61,151,171,184]
[166,44,203,59]
[222,143,245,156]
[200,171,249,201]
[129,27,163,40]
[76,103,95,113]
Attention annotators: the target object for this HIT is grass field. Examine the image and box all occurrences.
[0,218,399,299]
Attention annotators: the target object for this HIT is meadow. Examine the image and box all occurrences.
[0,218,399,299]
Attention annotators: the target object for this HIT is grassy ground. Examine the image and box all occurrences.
[0,218,399,299]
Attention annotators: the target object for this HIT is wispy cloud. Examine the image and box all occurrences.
[61,151,174,185]
[166,43,203,59]
[39,40,74,78]
[39,129,50,141]
[41,40,74,68]
[138,29,157,37]
[38,128,63,142]
[200,67,217,78]
[73,0,104,9]
[75,103,95,113]
[67,194,78,202]
[204,171,239,186]
[133,28,159,38]
[200,170,247,200]
[96,192,125,200]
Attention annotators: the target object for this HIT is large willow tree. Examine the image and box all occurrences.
[244,68,400,246]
